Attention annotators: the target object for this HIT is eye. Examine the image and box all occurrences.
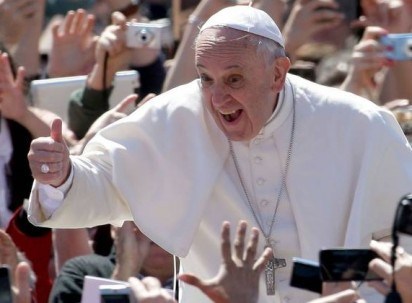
[199,74,213,88]
[227,75,243,88]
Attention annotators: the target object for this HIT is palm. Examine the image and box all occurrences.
[179,221,272,303]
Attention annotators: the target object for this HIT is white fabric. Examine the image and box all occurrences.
[200,6,285,47]
[0,118,13,228]
[28,74,412,303]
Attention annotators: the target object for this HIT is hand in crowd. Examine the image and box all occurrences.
[0,0,42,46]
[282,0,344,61]
[357,0,412,33]
[369,240,412,303]
[308,289,364,303]
[179,221,272,303]
[111,221,151,282]
[128,276,176,303]
[340,26,392,97]
[0,51,29,123]
[28,118,71,187]
[47,9,96,78]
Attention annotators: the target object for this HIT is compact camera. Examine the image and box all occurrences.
[126,22,167,49]
[100,284,130,303]
[380,33,412,61]
[0,266,13,303]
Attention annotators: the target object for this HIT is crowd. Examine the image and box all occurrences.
[0,0,412,302]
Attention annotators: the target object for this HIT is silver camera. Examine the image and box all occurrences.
[126,22,168,49]
[380,33,412,61]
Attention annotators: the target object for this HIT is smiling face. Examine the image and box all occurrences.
[195,27,290,141]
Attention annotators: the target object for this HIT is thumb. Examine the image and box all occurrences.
[50,118,64,143]
[178,274,207,290]
[14,262,31,303]
[113,94,138,113]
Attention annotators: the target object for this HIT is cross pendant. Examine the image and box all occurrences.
[264,247,286,295]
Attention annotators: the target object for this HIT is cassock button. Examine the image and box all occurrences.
[283,296,291,303]
[257,178,265,185]
[254,156,262,164]
[254,138,261,145]
[260,199,269,207]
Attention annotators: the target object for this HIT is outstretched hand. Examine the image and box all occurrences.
[28,118,71,187]
[178,221,272,303]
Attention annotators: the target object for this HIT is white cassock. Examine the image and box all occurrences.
[29,74,412,303]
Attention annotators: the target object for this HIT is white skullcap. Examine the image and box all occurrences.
[200,5,284,48]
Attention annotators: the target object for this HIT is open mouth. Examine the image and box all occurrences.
[220,109,242,122]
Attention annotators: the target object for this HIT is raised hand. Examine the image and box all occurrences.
[0,0,40,45]
[27,118,71,187]
[357,0,412,33]
[282,0,344,61]
[308,289,363,303]
[111,221,151,281]
[178,221,272,303]
[47,9,97,77]
[340,26,392,97]
[0,52,28,122]
[128,276,176,303]
[369,240,412,303]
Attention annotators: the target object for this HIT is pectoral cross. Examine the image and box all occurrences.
[264,245,286,296]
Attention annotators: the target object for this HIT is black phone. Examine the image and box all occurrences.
[395,194,412,235]
[290,257,322,294]
[0,265,13,303]
[319,248,382,282]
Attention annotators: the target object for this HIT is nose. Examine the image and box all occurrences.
[210,83,229,107]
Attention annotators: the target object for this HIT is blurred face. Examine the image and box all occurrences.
[195,28,290,141]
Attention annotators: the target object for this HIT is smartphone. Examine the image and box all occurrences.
[380,33,412,61]
[99,284,130,303]
[319,249,382,282]
[289,257,322,294]
[0,266,13,303]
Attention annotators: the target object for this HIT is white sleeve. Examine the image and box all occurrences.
[33,165,74,218]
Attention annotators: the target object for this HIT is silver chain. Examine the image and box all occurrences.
[228,81,296,243]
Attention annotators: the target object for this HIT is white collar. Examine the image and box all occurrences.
[257,77,294,139]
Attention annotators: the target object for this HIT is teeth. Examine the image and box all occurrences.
[219,110,237,115]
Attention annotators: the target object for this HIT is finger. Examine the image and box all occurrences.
[14,262,31,302]
[51,119,64,143]
[310,289,358,303]
[253,247,273,272]
[141,276,161,291]
[129,276,147,299]
[221,221,232,263]
[369,258,392,283]
[71,9,86,35]
[63,10,75,34]
[112,11,127,29]
[244,227,259,264]
[234,220,247,261]
[82,14,96,36]
[178,273,205,289]
[368,280,390,296]
[1,53,14,83]
[113,94,137,113]
[370,240,391,263]
[137,93,156,108]
[16,66,26,91]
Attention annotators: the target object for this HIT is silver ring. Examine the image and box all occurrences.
[40,163,50,174]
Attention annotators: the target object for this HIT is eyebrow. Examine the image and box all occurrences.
[196,64,243,70]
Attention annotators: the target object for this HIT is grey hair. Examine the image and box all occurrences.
[194,26,286,64]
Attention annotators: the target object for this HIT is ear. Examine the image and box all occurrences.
[271,57,291,93]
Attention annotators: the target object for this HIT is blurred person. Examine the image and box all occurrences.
[282,0,345,63]
[65,10,165,139]
[0,0,46,78]
[48,221,175,303]
[27,5,412,303]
